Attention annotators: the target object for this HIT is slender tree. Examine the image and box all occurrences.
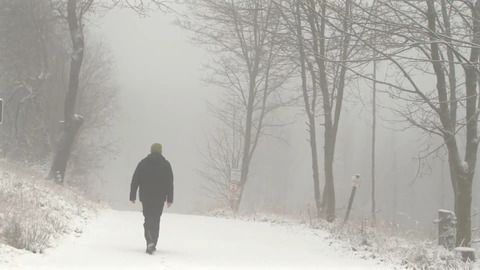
[185,0,292,212]
[275,0,362,221]
[304,0,353,221]
[279,0,322,218]
[371,35,377,223]
[48,0,91,183]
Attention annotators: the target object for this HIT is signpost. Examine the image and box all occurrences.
[229,168,241,208]
[436,209,456,250]
[344,174,361,224]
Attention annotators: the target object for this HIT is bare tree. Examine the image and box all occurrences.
[301,0,353,221]
[196,92,243,210]
[47,0,171,183]
[349,0,480,258]
[274,0,366,221]
[184,0,292,212]
[68,39,118,191]
[371,32,377,223]
[274,0,322,217]
[0,0,120,191]
[48,0,91,182]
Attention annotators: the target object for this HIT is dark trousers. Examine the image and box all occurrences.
[141,200,165,247]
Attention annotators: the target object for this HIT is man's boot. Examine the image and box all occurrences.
[146,243,155,255]
[145,229,155,254]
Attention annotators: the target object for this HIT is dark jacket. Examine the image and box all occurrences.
[130,153,174,203]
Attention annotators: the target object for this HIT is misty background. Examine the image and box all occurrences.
[3,1,480,267]
[92,8,213,213]
[88,7,478,232]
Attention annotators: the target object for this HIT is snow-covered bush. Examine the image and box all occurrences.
[404,244,461,269]
[0,161,96,253]
[4,217,51,253]
[329,219,475,270]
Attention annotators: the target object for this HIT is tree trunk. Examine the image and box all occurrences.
[308,78,322,217]
[309,118,321,217]
[320,0,351,223]
[323,133,336,222]
[233,117,252,213]
[371,44,377,223]
[48,0,84,183]
[294,2,321,217]
[455,173,473,249]
[233,75,256,213]
[392,151,397,225]
[426,2,478,259]
[454,1,480,256]
[48,117,83,182]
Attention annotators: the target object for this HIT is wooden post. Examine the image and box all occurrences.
[344,175,361,224]
[454,247,475,262]
[437,209,456,250]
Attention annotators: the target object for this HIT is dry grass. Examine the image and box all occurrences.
[0,160,95,253]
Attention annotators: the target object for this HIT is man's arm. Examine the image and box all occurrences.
[130,161,142,202]
[166,162,174,205]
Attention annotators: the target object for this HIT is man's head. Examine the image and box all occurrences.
[150,143,162,154]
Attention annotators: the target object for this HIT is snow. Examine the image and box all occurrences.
[0,160,97,253]
[4,210,397,270]
[438,209,455,214]
[461,161,469,173]
[454,247,475,252]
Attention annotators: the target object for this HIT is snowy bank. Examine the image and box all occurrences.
[206,208,478,269]
[0,160,98,264]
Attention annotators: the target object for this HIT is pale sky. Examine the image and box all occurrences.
[92,7,217,212]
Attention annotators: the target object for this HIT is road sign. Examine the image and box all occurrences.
[352,174,361,187]
[229,181,239,193]
[229,168,242,203]
[231,168,241,183]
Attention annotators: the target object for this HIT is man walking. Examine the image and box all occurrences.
[130,143,174,254]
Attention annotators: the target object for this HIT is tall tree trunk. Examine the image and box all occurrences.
[306,0,334,221]
[233,69,257,213]
[455,172,473,248]
[426,2,478,259]
[234,100,253,213]
[322,133,335,222]
[324,0,351,222]
[440,159,446,209]
[392,150,397,225]
[309,119,321,218]
[307,0,351,222]
[440,0,457,129]
[456,0,480,256]
[294,1,321,217]
[48,0,84,183]
[371,44,377,223]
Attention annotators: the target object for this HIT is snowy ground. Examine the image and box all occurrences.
[4,210,398,270]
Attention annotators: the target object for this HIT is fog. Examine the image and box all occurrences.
[87,7,480,233]
[4,1,480,267]
[91,9,215,213]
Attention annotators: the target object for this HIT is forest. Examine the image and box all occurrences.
[0,0,479,268]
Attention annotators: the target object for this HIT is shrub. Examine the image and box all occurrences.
[0,161,94,253]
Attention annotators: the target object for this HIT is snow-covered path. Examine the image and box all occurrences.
[8,210,393,270]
